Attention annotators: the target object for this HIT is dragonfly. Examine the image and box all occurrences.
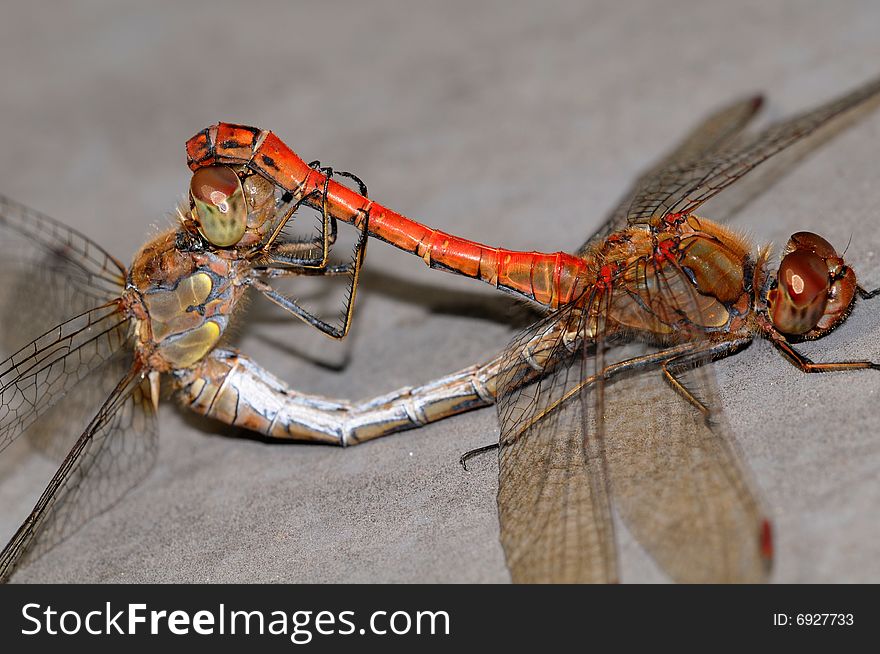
[181,75,880,582]
[1,76,878,583]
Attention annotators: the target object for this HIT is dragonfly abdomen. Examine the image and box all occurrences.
[187,123,590,309]
[174,349,505,446]
[176,350,347,444]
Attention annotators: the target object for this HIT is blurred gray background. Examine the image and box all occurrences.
[1,0,878,582]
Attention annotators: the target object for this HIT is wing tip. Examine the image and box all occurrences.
[749,94,765,113]
[760,518,774,567]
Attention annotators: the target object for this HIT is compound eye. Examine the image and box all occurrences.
[785,231,837,259]
[190,166,247,247]
[779,250,829,307]
[769,250,830,335]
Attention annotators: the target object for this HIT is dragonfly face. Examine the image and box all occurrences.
[766,231,857,339]
[186,165,287,251]
[125,166,295,373]
[189,165,248,247]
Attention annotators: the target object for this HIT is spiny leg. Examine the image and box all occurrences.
[252,161,371,339]
[755,308,880,371]
[770,336,880,373]
[264,239,335,267]
[250,205,370,339]
[459,442,499,471]
[298,162,335,268]
[264,163,370,269]
[857,285,880,300]
[661,338,752,419]
[260,178,327,259]
[662,357,710,417]
[323,203,370,339]
[767,283,880,370]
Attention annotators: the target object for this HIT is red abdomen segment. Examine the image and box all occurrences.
[186,123,588,308]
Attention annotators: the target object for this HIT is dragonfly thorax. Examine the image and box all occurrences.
[125,229,246,371]
[598,217,755,337]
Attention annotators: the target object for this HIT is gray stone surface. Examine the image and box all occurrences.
[1,0,879,582]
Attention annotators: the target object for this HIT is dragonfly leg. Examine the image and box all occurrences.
[459,443,499,471]
[264,238,335,267]
[857,285,880,300]
[268,163,370,269]
[173,349,503,446]
[661,360,710,418]
[770,336,880,372]
[260,183,328,256]
[249,205,369,339]
[660,337,754,417]
[248,277,348,336]
[325,167,369,196]
[757,314,879,372]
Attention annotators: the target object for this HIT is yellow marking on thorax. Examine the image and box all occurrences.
[158,320,222,368]
[144,272,213,341]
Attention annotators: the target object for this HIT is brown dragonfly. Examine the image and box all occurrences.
[2,76,879,582]
[182,75,880,582]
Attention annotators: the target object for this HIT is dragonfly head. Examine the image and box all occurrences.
[189,166,248,247]
[766,231,857,339]
[187,165,282,252]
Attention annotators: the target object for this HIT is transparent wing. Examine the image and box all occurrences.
[578,93,765,254]
[0,362,157,582]
[0,302,131,456]
[495,257,769,582]
[0,198,156,581]
[604,255,770,581]
[622,75,880,227]
[0,194,126,347]
[23,348,137,464]
[0,196,130,460]
[602,347,770,582]
[496,303,617,583]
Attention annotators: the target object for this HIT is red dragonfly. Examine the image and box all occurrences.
[2,76,878,584]
[185,75,880,582]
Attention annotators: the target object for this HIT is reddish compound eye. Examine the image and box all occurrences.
[785,231,838,259]
[769,231,859,339]
[780,251,828,307]
[190,166,247,247]
[768,249,830,336]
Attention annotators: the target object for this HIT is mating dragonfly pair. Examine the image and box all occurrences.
[2,75,879,582]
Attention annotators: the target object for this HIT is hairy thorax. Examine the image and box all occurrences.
[581,215,757,340]
[123,228,246,372]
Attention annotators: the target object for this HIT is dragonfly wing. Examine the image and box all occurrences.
[604,245,770,581]
[496,306,618,583]
[578,93,765,254]
[0,195,126,347]
[622,75,880,226]
[0,362,156,582]
[496,244,770,582]
[0,197,131,460]
[23,351,138,463]
[602,340,770,582]
[0,303,131,457]
[0,195,127,304]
